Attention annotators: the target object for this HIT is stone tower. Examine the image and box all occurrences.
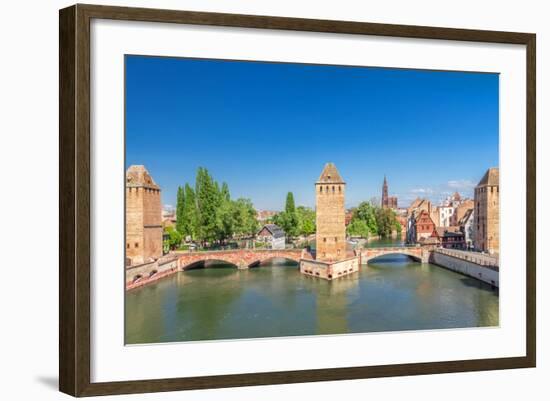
[474,167,499,254]
[315,163,346,261]
[126,165,163,265]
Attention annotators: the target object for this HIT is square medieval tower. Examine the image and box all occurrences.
[474,167,499,254]
[315,163,346,261]
[126,165,163,265]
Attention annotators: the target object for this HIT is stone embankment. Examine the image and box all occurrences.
[430,248,499,287]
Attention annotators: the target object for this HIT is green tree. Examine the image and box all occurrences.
[347,218,370,238]
[296,206,316,236]
[232,198,258,237]
[220,182,230,202]
[195,167,219,244]
[164,226,183,250]
[375,207,398,238]
[215,182,234,242]
[175,186,185,235]
[353,201,378,236]
[182,183,198,239]
[278,192,299,237]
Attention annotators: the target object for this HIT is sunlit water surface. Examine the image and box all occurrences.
[126,252,499,344]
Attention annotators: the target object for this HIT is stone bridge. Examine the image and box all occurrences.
[360,246,429,264]
[175,248,311,270]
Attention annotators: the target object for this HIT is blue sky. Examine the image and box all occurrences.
[126,55,499,211]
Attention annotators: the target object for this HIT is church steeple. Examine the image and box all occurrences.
[382,175,389,207]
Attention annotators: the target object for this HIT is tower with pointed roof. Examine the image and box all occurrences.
[315,163,346,261]
[381,175,398,209]
[126,165,163,265]
[474,167,499,254]
[382,175,389,207]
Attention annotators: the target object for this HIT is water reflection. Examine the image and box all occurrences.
[125,255,499,344]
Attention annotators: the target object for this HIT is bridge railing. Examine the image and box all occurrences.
[434,248,499,270]
[362,244,419,249]
[173,248,303,255]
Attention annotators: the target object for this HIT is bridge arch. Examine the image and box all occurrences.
[361,247,425,264]
[364,252,422,264]
[176,249,306,271]
[248,255,301,268]
[181,258,241,270]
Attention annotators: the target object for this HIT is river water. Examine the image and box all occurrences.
[125,241,499,344]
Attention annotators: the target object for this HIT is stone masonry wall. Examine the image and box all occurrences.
[430,251,499,287]
[316,183,346,261]
[126,185,162,265]
[474,180,499,254]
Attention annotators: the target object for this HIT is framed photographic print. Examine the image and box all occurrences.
[59,4,536,397]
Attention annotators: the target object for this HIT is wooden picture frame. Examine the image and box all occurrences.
[59,3,536,397]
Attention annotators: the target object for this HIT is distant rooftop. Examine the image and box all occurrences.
[317,162,345,184]
[259,224,286,239]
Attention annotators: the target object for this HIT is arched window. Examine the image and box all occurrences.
[338,186,341,193]
[319,186,323,193]
[332,186,335,193]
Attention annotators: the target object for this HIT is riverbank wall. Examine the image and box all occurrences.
[429,249,499,288]
[126,256,179,290]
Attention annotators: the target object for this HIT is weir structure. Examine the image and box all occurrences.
[300,163,360,280]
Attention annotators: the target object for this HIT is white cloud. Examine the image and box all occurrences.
[410,188,434,194]
[447,179,476,190]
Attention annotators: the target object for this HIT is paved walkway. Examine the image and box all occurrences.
[434,248,499,269]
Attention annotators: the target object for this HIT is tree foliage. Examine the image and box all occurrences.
[174,168,258,246]
[175,186,185,235]
[346,202,399,238]
[375,207,399,238]
[347,202,378,238]
[273,192,299,237]
[182,184,198,239]
[232,198,258,237]
[296,206,316,236]
[346,218,370,238]
[164,226,182,250]
[195,167,219,243]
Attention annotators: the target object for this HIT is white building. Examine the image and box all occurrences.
[256,224,286,249]
[458,208,475,249]
[438,206,454,227]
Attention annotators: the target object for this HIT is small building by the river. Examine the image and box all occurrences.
[257,224,286,249]
[436,227,466,249]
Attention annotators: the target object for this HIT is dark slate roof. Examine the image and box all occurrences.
[436,227,464,238]
[477,167,499,187]
[259,224,286,238]
[317,163,345,184]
